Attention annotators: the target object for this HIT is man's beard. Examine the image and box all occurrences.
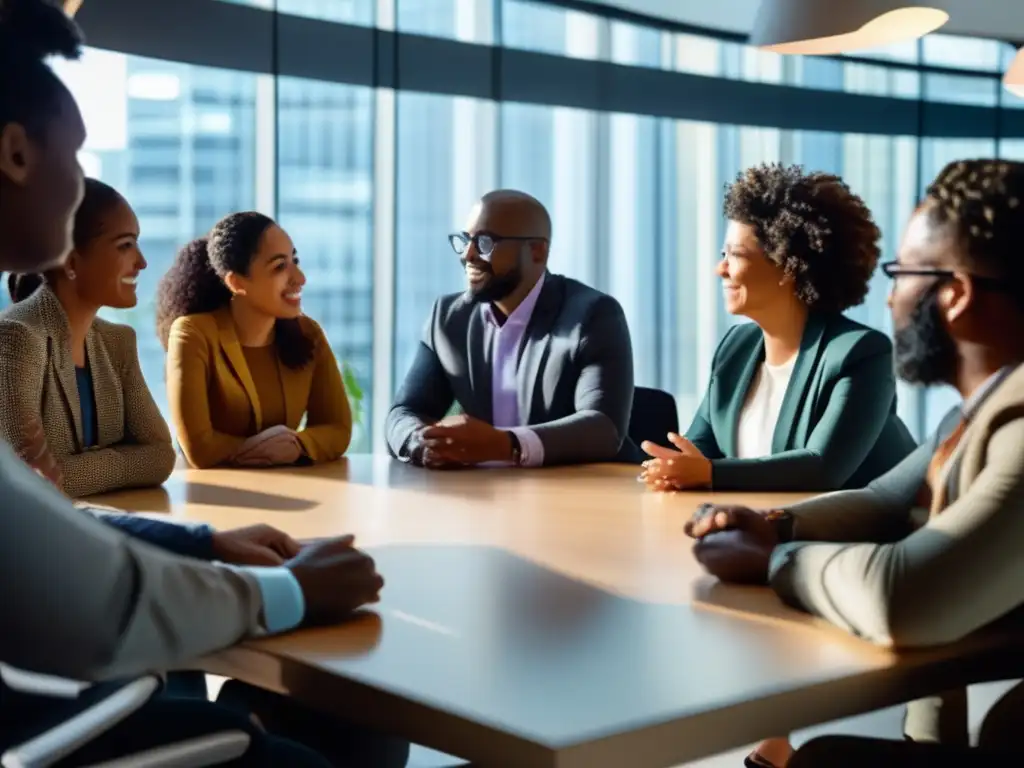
[894,283,958,386]
[464,261,522,304]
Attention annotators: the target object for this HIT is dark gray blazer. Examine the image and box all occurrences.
[385,273,635,465]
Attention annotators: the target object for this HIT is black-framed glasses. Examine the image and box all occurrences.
[880,261,1007,290]
[448,231,548,261]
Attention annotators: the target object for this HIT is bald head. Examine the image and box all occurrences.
[476,189,552,243]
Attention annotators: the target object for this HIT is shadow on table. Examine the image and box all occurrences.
[92,484,317,514]
[184,482,318,512]
[691,577,818,627]
[78,487,173,515]
[265,457,503,503]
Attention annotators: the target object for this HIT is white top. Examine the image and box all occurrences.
[735,356,797,459]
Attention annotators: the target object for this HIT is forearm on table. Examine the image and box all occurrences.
[385,407,433,459]
[711,452,829,492]
[0,461,269,680]
[780,438,934,543]
[711,444,883,492]
[529,410,623,465]
[176,429,246,469]
[770,439,1024,648]
[784,488,915,543]
[61,443,175,498]
[296,423,351,463]
[84,507,304,636]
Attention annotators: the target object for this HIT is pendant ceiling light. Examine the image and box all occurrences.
[1005,48,1024,99]
[750,0,950,55]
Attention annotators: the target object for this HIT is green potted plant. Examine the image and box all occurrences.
[342,362,365,427]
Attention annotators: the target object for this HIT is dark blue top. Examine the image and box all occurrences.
[72,362,215,560]
[96,513,217,560]
[74,364,98,448]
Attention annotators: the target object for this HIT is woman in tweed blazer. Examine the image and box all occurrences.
[0,179,174,498]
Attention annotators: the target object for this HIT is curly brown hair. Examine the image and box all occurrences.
[723,162,881,313]
[155,212,315,369]
[923,159,1024,309]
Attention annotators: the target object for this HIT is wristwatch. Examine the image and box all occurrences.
[764,508,795,543]
[507,431,523,466]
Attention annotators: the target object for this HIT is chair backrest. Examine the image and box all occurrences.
[628,387,679,451]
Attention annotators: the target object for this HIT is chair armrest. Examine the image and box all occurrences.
[87,731,251,768]
[0,665,90,699]
[1,676,160,768]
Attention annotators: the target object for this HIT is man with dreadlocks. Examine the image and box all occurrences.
[684,158,1024,767]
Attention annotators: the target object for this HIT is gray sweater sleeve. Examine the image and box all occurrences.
[0,442,266,681]
[769,418,1024,648]
[528,297,634,465]
[782,437,936,543]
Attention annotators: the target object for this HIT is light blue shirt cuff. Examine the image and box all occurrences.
[240,567,306,634]
[509,427,545,467]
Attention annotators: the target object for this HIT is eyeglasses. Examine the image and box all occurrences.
[880,261,1007,290]
[448,231,547,262]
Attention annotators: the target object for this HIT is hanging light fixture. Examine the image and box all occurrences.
[1005,48,1024,98]
[750,0,950,55]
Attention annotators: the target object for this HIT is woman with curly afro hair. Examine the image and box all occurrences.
[156,212,352,468]
[641,162,916,495]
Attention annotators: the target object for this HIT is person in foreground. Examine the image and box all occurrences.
[386,189,635,468]
[641,163,915,492]
[687,159,1024,767]
[0,3,399,765]
[0,178,175,498]
[157,212,352,469]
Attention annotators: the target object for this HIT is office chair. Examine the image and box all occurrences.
[0,665,249,768]
[628,387,679,451]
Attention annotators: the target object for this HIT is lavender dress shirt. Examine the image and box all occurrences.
[482,273,547,466]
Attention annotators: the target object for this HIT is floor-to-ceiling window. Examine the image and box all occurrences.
[55,0,1022,450]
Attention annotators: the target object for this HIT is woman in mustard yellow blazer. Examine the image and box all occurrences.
[156,212,352,469]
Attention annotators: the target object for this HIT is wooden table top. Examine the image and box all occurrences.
[92,456,1017,768]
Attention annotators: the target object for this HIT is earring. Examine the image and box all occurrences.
[66,269,76,281]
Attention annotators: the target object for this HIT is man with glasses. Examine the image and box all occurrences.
[683,159,1024,766]
[386,189,636,468]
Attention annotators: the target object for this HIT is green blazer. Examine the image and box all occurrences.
[685,312,917,491]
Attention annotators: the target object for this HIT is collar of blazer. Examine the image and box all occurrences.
[27,285,117,449]
[211,306,307,431]
[942,363,1024,506]
[719,311,830,457]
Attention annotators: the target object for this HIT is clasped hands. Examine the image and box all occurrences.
[231,424,305,467]
[409,414,513,468]
[685,504,780,585]
[17,422,383,624]
[639,432,712,490]
[181,526,385,625]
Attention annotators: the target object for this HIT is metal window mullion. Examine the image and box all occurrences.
[370,0,397,451]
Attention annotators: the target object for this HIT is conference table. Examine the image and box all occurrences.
[91,456,1021,768]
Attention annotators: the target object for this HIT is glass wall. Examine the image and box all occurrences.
[53,0,1023,450]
